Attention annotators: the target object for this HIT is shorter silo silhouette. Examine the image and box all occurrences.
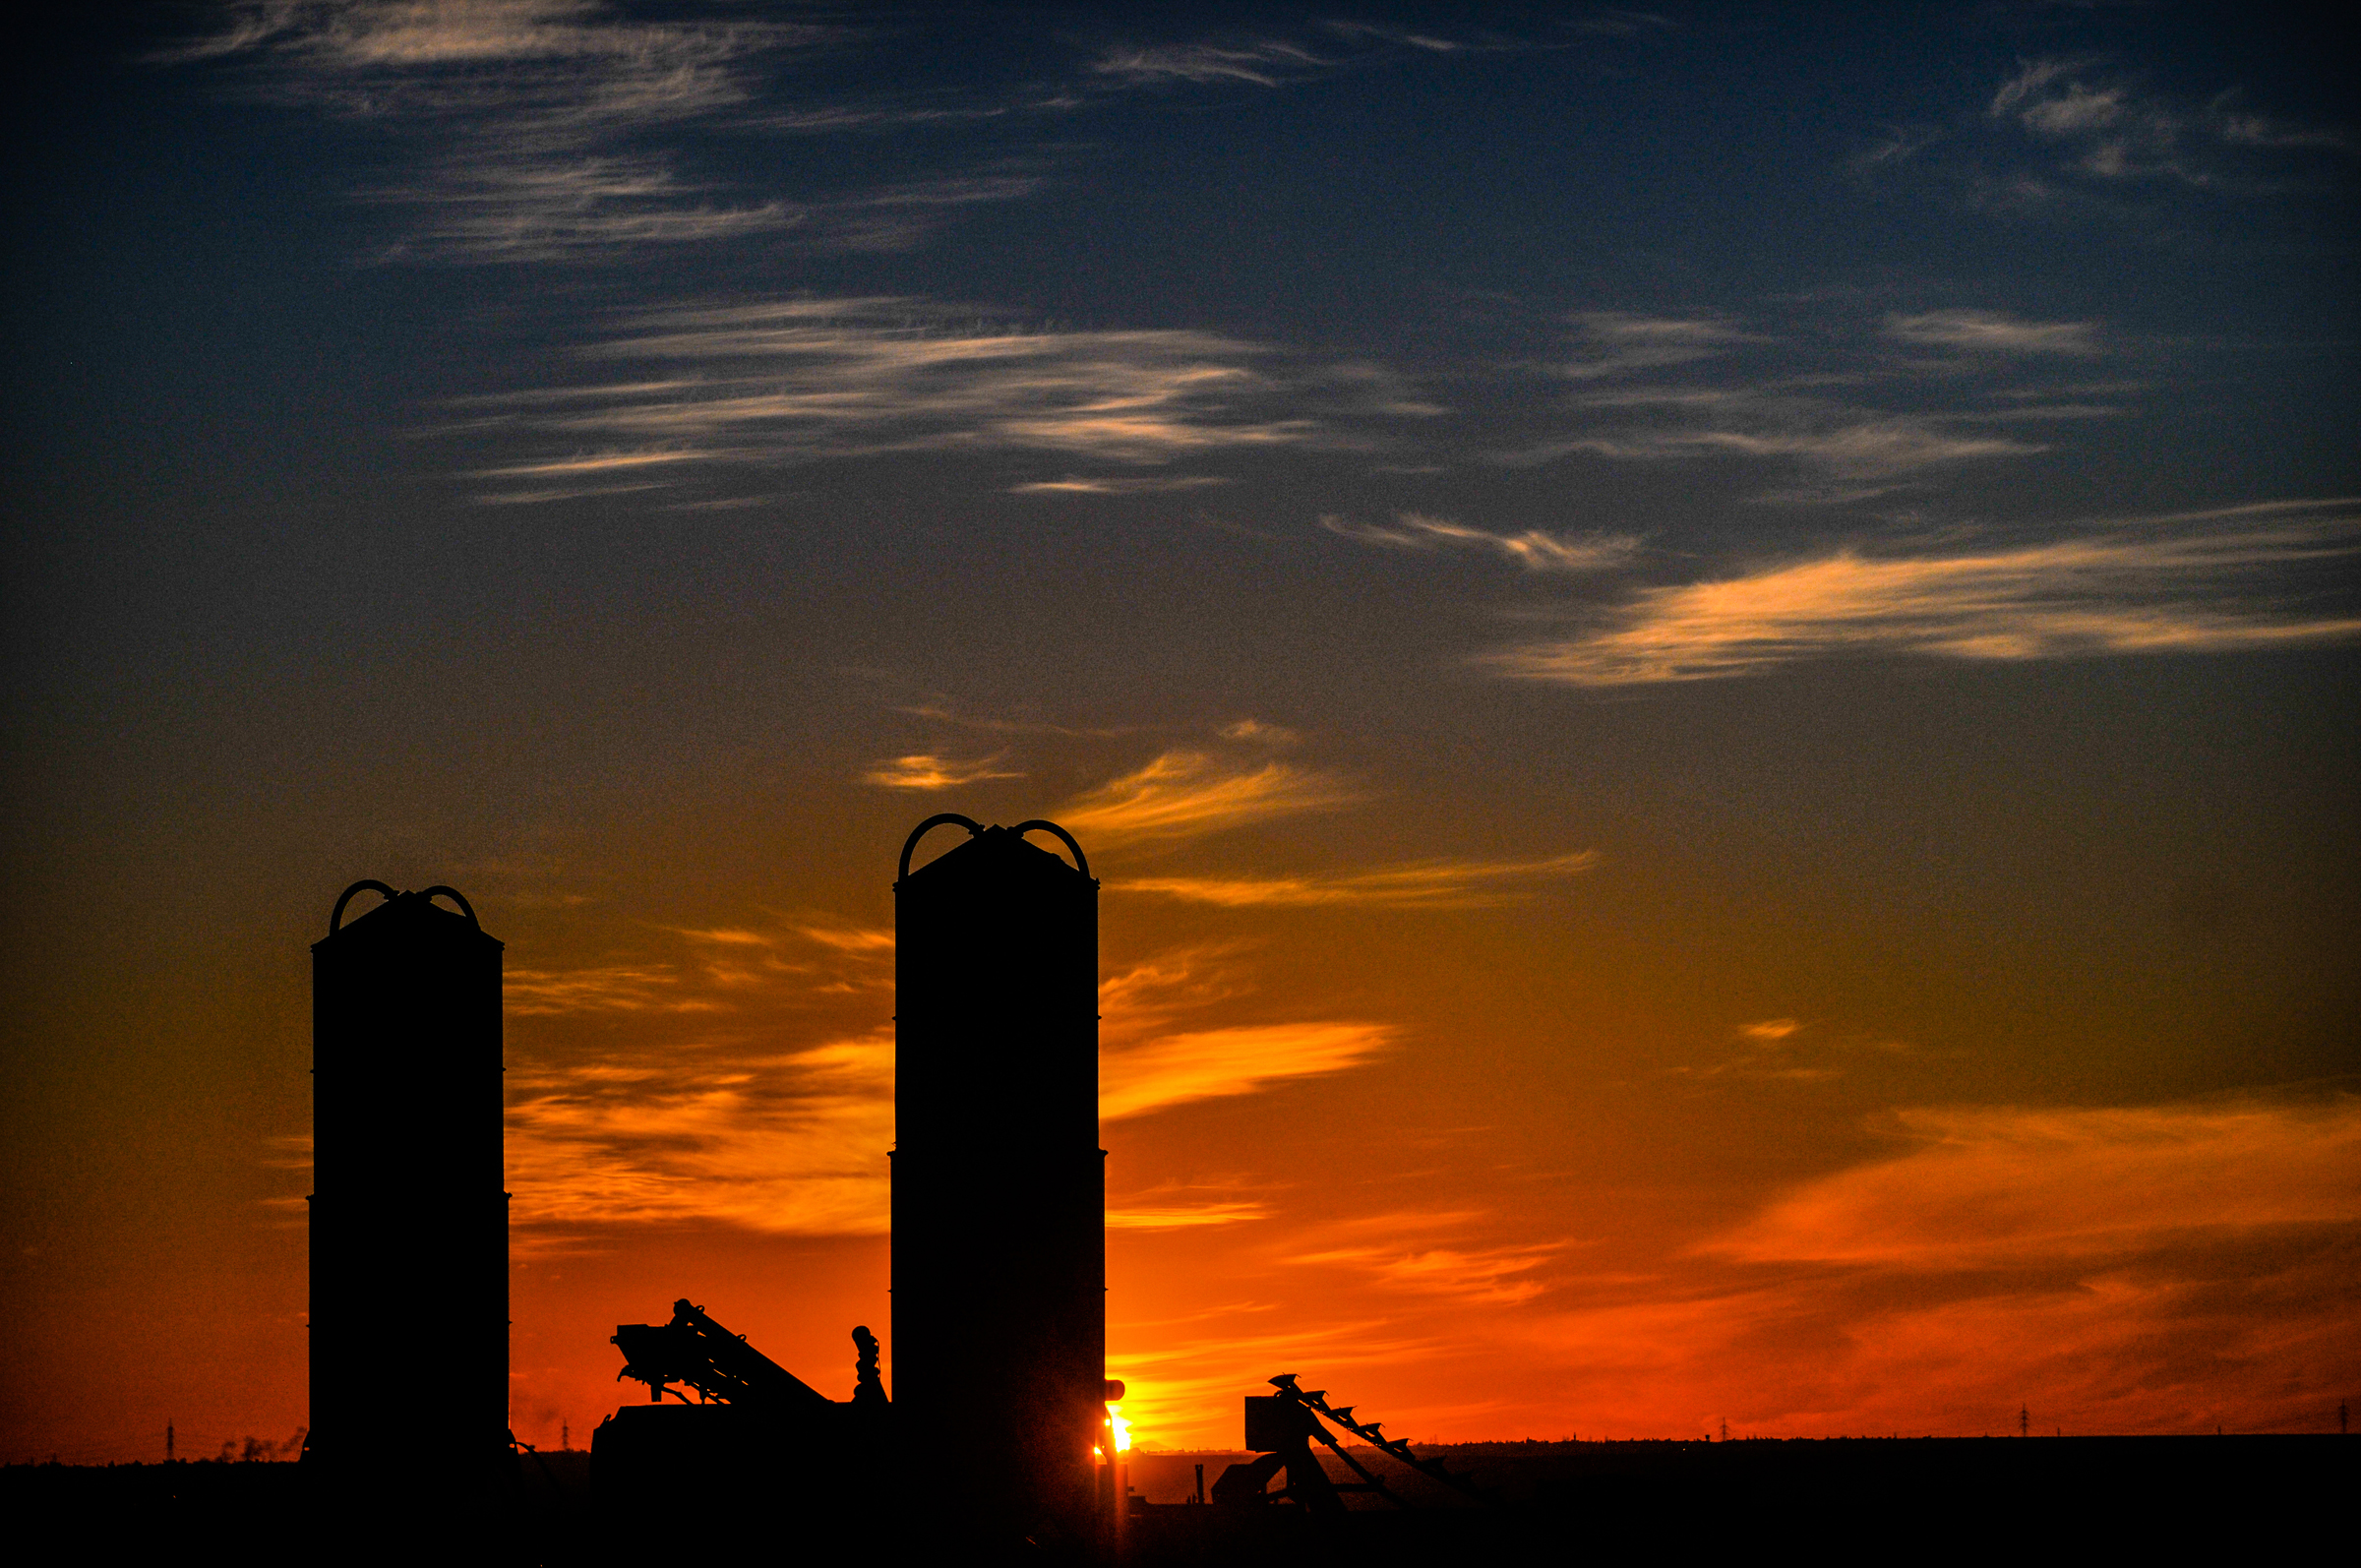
[309,882,505,1506]
[893,817,1104,1549]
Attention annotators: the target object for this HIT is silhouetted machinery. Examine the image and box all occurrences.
[592,1299,886,1514]
[1212,1375,1494,1512]
[309,881,505,1516]
[612,1299,884,1413]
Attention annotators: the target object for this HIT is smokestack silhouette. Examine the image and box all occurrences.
[310,882,504,1517]
[891,817,1103,1550]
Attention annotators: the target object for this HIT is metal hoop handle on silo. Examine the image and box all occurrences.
[1007,819,1092,882]
[328,879,483,933]
[329,880,397,934]
[898,814,985,881]
[417,886,481,928]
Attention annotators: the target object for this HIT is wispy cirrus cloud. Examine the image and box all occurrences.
[505,963,721,1015]
[498,911,901,1246]
[654,918,896,996]
[1322,21,1469,52]
[1322,513,1639,573]
[1009,474,1233,496]
[1096,948,1388,1124]
[503,933,1387,1240]
[671,927,768,946]
[1884,309,2100,356]
[1109,1198,1271,1230]
[1554,313,1757,380]
[1092,40,1325,88]
[1515,389,2049,498]
[1860,56,2354,216]
[1496,302,2131,502]
[372,164,1043,266]
[1990,57,2197,183]
[452,297,1429,498]
[791,923,893,955]
[168,0,871,264]
[505,1030,896,1237]
[1218,718,1300,746]
[173,6,1613,271]
[1296,1240,1564,1305]
[1484,504,2361,685]
[861,753,1023,790]
[771,918,895,951]
[1514,1093,2361,1437]
[365,153,807,263]
[1099,946,1258,1045]
[165,0,802,82]
[1056,750,1364,845]
[478,448,715,480]
[1981,58,2357,190]
[1117,851,1598,910]
[1088,18,1579,98]
[1710,1097,2361,1269]
[892,695,1137,740]
[1101,1022,1396,1121]
[1666,1018,1869,1083]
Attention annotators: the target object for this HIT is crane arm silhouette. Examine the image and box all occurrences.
[1266,1375,1500,1505]
[612,1300,836,1412]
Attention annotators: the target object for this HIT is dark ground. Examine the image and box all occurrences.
[7,1436,2347,1563]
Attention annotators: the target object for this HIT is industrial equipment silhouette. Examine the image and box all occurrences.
[1214,1376,1494,1512]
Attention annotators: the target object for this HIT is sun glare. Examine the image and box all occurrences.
[1108,1403,1133,1454]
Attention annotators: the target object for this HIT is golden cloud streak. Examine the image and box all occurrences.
[1489,518,2361,684]
[1321,512,1639,573]
[1097,946,1256,1047]
[1504,1095,2361,1435]
[1709,1097,2361,1267]
[1117,850,1598,909]
[505,965,722,1016]
[502,935,1384,1236]
[1108,1201,1271,1230]
[860,753,1023,790]
[795,923,893,954]
[1057,751,1363,843]
[1296,1241,1565,1304]
[505,1033,897,1237]
[1101,1022,1395,1120]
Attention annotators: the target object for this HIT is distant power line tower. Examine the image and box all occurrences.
[166,1422,173,1463]
[2019,1405,2028,1438]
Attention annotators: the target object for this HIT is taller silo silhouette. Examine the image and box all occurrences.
[893,816,1104,1547]
[310,881,505,1505]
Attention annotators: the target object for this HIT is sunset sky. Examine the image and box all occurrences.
[2,2,2355,1466]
